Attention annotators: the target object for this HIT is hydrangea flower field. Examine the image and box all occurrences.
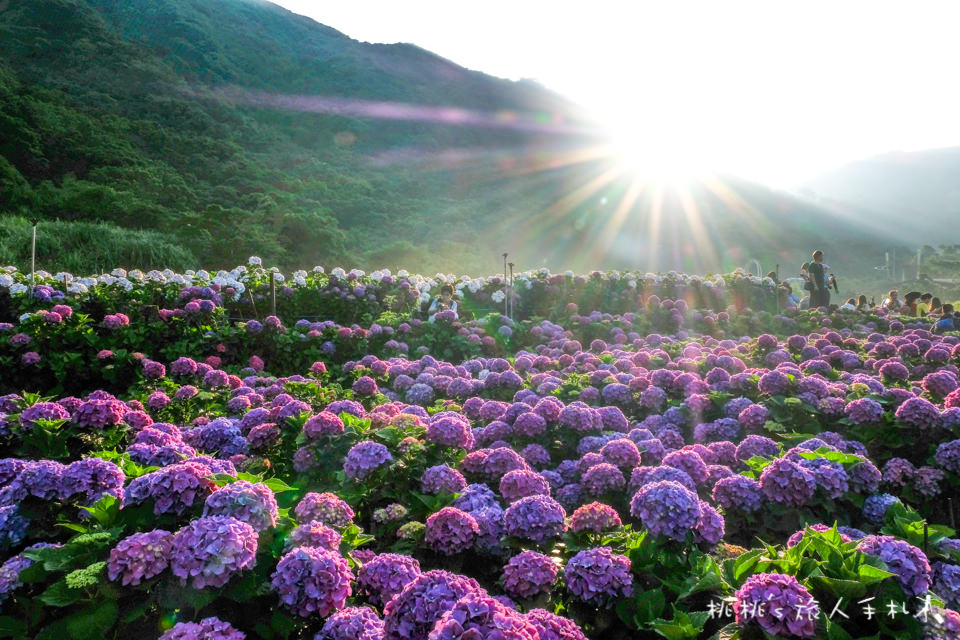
[1,259,959,639]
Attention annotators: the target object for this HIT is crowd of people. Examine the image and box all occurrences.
[771,250,960,334]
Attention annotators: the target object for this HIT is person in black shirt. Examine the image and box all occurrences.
[808,250,830,308]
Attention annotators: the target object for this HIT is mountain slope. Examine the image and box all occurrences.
[0,0,914,279]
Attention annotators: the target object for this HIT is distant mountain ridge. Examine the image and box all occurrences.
[801,147,960,245]
[0,0,929,278]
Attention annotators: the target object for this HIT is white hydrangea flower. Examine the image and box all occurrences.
[273,273,285,283]
[313,266,325,274]
[111,268,127,278]
[196,270,210,281]
[564,270,574,277]
[349,269,365,278]
[36,270,52,279]
[248,256,262,266]
[20,313,32,322]
[491,289,506,303]
[0,274,13,288]
[99,275,117,286]
[418,292,431,304]
[331,267,346,279]
[293,276,307,287]
[9,283,28,296]
[397,269,409,278]
[466,280,481,293]
[68,283,88,294]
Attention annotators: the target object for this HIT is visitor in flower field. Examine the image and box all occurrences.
[427,284,458,322]
[930,297,944,315]
[840,297,857,311]
[857,294,870,312]
[902,291,922,317]
[807,250,830,308]
[882,289,902,310]
[799,262,812,293]
[919,292,933,316]
[933,304,958,334]
[781,282,800,308]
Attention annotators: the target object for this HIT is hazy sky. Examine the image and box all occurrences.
[272,0,960,186]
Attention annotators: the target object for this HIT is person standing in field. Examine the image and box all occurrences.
[807,250,829,308]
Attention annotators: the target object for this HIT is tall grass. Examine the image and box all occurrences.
[0,215,196,274]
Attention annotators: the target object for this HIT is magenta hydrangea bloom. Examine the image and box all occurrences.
[499,469,551,503]
[271,546,354,617]
[858,535,932,596]
[316,606,385,640]
[734,573,818,637]
[564,547,632,605]
[383,570,483,640]
[202,480,278,531]
[107,529,173,586]
[502,550,558,599]
[759,458,816,508]
[357,553,422,606]
[159,616,246,640]
[425,507,479,555]
[170,516,258,589]
[524,608,588,640]
[287,520,342,552]
[73,398,127,429]
[344,441,393,480]
[303,411,345,438]
[662,450,709,485]
[426,413,475,450]
[428,592,539,640]
[581,463,626,496]
[503,495,567,544]
[570,501,622,533]
[630,480,702,541]
[295,492,355,528]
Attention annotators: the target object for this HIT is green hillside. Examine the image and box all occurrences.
[0,0,916,280]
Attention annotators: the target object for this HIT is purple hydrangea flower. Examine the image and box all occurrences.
[845,397,884,425]
[734,573,818,637]
[303,411,345,438]
[759,458,816,508]
[695,500,725,545]
[203,481,278,531]
[107,529,173,586]
[712,475,765,513]
[895,397,941,430]
[581,463,626,496]
[798,457,849,498]
[271,546,354,617]
[344,441,393,481]
[422,465,467,495]
[503,495,566,544]
[382,570,482,640]
[502,550,558,599]
[357,553,422,606]
[425,507,479,555]
[18,401,70,428]
[287,520,341,551]
[564,547,632,605]
[295,492,355,528]
[317,606,385,640]
[524,609,588,640]
[630,480,701,541]
[935,440,960,474]
[863,493,899,524]
[124,462,216,516]
[73,398,127,429]
[662,450,709,485]
[159,617,246,640]
[858,535,932,596]
[426,413,475,450]
[170,516,258,589]
[499,469,551,503]
[882,458,916,488]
